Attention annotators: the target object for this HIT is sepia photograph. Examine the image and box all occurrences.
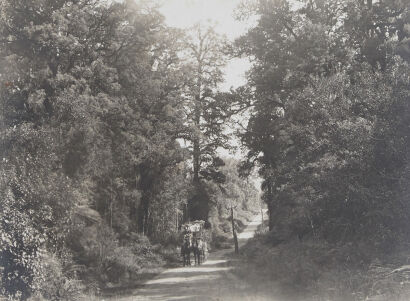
[1,0,410,300]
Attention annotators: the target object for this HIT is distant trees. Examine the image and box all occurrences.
[206,158,260,246]
[220,159,260,253]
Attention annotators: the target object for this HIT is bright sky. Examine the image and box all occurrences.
[158,0,252,91]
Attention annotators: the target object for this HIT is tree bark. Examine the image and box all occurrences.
[231,206,239,254]
[193,64,202,183]
[267,182,274,231]
[193,139,200,183]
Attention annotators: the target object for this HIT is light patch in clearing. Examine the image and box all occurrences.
[202,259,227,265]
[133,295,201,300]
[238,210,268,239]
[163,267,232,274]
[146,274,222,285]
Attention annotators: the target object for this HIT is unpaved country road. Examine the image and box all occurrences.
[107,210,269,301]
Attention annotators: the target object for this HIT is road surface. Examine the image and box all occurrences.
[108,210,268,301]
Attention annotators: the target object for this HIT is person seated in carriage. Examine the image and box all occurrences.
[180,221,208,266]
[182,224,192,235]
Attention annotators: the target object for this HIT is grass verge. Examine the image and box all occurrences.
[234,232,410,301]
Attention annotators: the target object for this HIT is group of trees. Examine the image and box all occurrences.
[0,0,259,299]
[4,0,408,299]
[237,0,410,254]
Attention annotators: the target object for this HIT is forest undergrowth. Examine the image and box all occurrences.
[235,222,410,301]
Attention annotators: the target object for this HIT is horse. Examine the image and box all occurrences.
[181,234,193,266]
[201,240,208,261]
[192,237,207,265]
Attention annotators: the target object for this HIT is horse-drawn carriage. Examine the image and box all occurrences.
[180,220,208,266]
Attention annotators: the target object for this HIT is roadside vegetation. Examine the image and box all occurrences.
[233,0,410,300]
[237,233,410,301]
[0,1,258,300]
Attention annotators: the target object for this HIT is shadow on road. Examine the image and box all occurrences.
[107,210,269,301]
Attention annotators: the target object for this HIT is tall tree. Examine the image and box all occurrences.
[182,24,228,182]
[178,24,230,220]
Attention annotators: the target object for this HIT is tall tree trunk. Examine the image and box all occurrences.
[231,206,239,254]
[190,64,204,220]
[267,182,274,231]
[144,205,150,236]
[137,193,150,235]
[193,65,202,184]
[175,206,179,231]
[268,202,273,231]
[193,138,200,183]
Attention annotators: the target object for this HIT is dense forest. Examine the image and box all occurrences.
[1,0,410,300]
[0,0,259,299]
[235,0,410,300]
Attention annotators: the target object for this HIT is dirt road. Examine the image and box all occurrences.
[107,210,268,301]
